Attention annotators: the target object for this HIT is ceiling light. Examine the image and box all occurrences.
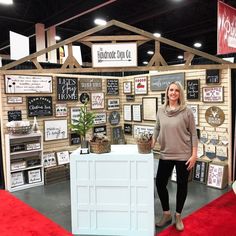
[194,42,202,48]
[143,61,148,65]
[147,50,154,55]
[153,32,161,38]
[94,18,107,26]
[177,55,183,59]
[0,0,13,4]
[55,35,61,41]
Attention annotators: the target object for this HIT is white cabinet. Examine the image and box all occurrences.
[5,132,44,192]
[70,145,155,236]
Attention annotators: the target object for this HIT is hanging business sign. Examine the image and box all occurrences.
[217,1,236,54]
[92,43,137,67]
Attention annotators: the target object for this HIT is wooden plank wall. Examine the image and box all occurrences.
[0,68,232,182]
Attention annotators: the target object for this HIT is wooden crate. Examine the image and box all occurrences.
[44,164,70,185]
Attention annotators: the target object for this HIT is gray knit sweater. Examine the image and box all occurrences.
[153,105,198,161]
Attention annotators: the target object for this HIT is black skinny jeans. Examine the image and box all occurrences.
[156,159,190,214]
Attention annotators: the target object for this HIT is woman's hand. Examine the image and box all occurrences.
[186,156,197,171]
[151,138,156,149]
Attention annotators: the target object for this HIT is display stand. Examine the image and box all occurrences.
[70,144,155,236]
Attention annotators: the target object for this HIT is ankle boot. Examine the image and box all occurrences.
[155,213,172,227]
[175,214,184,231]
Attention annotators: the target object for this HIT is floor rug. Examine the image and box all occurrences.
[0,190,72,236]
[159,190,236,236]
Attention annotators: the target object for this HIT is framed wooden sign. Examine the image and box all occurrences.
[134,76,148,95]
[193,159,210,184]
[107,98,120,110]
[94,112,106,125]
[150,73,185,91]
[132,104,142,122]
[207,163,228,189]
[55,104,68,117]
[91,92,105,109]
[205,106,225,127]
[44,119,68,141]
[27,96,53,117]
[206,69,220,84]
[43,152,57,168]
[70,133,81,145]
[7,96,23,104]
[123,104,132,121]
[124,123,132,135]
[57,77,78,101]
[186,79,200,100]
[108,111,120,125]
[5,75,52,94]
[202,86,224,102]
[93,125,107,135]
[111,126,125,144]
[79,92,90,104]
[142,97,157,121]
[70,107,81,125]
[57,151,70,165]
[187,104,199,126]
[79,78,102,91]
[8,110,22,122]
[107,79,119,95]
[123,81,132,94]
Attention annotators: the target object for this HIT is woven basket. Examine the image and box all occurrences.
[89,141,111,154]
[137,141,152,154]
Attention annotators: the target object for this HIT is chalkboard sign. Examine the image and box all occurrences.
[186,79,200,100]
[107,79,119,95]
[109,111,120,125]
[57,77,78,101]
[150,73,185,91]
[126,95,135,101]
[79,93,90,104]
[70,133,81,145]
[27,96,53,117]
[124,123,132,135]
[111,126,125,144]
[193,160,209,184]
[8,110,22,122]
[93,125,107,135]
[206,69,220,84]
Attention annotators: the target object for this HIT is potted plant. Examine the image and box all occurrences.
[69,102,96,149]
[136,132,152,154]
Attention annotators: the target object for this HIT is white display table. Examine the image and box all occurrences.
[70,144,155,236]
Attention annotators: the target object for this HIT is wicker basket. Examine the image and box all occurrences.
[137,141,152,154]
[89,141,111,154]
[7,125,32,135]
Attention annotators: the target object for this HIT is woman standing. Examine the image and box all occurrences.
[152,81,198,231]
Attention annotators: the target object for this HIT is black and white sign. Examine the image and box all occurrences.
[57,77,78,101]
[126,95,135,101]
[57,151,70,165]
[7,96,23,104]
[8,110,22,122]
[92,43,137,67]
[107,98,120,110]
[124,123,132,135]
[79,78,102,91]
[109,111,120,125]
[27,96,53,117]
[107,79,119,95]
[206,69,220,84]
[70,133,81,145]
[93,125,107,135]
[79,92,90,104]
[94,112,106,125]
[187,79,200,100]
[43,152,57,168]
[111,126,124,144]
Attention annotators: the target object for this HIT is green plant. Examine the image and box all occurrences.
[69,102,96,142]
[136,132,152,143]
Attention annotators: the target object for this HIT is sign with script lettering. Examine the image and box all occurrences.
[92,43,137,67]
[57,77,78,101]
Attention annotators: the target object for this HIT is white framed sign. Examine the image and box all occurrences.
[134,76,148,95]
[94,112,106,125]
[123,104,132,121]
[91,92,105,109]
[55,104,68,117]
[44,119,68,141]
[123,81,132,94]
[5,75,52,93]
[202,86,224,102]
[43,152,57,168]
[107,98,120,110]
[92,43,137,67]
[7,96,23,104]
[57,151,70,165]
[132,104,142,122]
[70,107,81,125]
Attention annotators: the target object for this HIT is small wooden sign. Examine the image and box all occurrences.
[27,96,53,117]
[57,77,78,101]
[93,125,107,135]
[134,76,148,95]
[124,123,132,135]
[186,79,200,100]
[7,96,23,104]
[107,98,120,110]
[206,69,220,84]
[202,86,224,102]
[43,152,57,168]
[111,126,125,144]
[55,104,68,117]
[57,151,70,165]
[70,133,81,145]
[79,78,102,91]
[27,169,41,183]
[94,112,106,125]
[205,106,225,127]
[79,92,90,104]
[8,110,22,122]
[193,159,210,184]
[109,111,120,125]
[123,81,132,94]
[126,95,135,101]
[107,79,119,95]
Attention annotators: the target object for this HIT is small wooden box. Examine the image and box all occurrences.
[193,159,211,184]
[207,162,228,189]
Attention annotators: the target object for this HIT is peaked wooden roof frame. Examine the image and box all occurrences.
[0,19,234,75]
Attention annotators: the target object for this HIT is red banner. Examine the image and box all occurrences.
[218,1,236,54]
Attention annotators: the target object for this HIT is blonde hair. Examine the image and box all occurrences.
[164,81,186,109]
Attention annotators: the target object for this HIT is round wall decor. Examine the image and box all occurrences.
[80,93,90,104]
[205,106,225,127]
